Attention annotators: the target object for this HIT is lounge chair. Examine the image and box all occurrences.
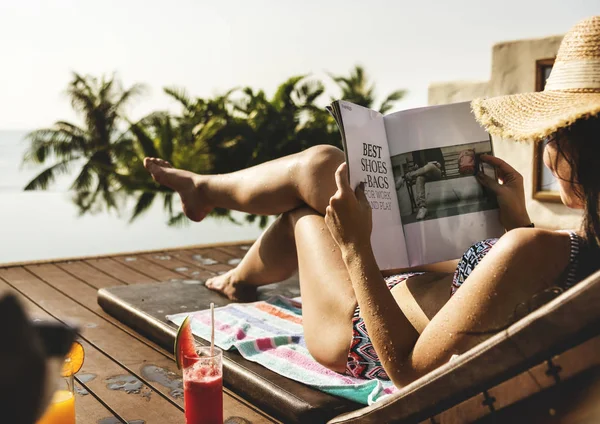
[98,269,600,423]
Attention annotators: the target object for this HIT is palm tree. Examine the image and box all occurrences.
[23,72,144,214]
[329,65,406,114]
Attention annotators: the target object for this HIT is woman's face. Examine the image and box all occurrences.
[543,137,584,209]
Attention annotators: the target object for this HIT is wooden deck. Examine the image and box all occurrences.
[0,241,279,424]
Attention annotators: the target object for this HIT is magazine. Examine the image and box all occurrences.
[327,100,504,270]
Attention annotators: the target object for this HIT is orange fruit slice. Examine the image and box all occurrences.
[62,341,84,376]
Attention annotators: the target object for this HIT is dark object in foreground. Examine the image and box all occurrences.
[0,294,78,424]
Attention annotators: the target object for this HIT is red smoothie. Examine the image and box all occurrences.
[183,365,223,424]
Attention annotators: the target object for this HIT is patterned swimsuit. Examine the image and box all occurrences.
[345,231,584,380]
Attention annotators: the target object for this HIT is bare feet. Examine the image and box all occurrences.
[205,269,258,302]
[143,157,212,222]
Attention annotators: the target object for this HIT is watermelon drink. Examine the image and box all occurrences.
[183,347,223,424]
[175,316,223,424]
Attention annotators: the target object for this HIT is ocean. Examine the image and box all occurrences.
[0,130,265,264]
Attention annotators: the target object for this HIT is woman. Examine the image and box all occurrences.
[144,16,600,387]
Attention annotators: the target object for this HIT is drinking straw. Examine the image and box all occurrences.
[210,302,215,356]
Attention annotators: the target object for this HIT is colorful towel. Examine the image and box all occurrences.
[167,295,398,405]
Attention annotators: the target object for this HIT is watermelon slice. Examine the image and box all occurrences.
[174,315,198,369]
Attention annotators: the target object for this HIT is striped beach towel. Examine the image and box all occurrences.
[167,295,398,405]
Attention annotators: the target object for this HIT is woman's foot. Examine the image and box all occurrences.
[143,158,212,222]
[205,269,258,302]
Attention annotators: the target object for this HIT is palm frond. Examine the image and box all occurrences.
[272,76,306,109]
[294,80,325,106]
[130,121,159,158]
[129,191,156,222]
[23,159,74,190]
[24,127,87,164]
[163,192,174,216]
[54,121,86,137]
[326,70,349,86]
[158,116,174,160]
[167,212,189,227]
[112,83,146,113]
[73,181,103,215]
[102,185,118,210]
[258,215,270,229]
[66,73,97,115]
[110,136,137,164]
[73,190,97,215]
[164,87,193,110]
[70,162,95,192]
[378,89,407,114]
[99,74,116,103]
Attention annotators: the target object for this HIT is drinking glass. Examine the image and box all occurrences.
[37,356,76,424]
[183,346,223,424]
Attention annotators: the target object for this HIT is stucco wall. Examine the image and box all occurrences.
[428,81,489,106]
[428,35,582,230]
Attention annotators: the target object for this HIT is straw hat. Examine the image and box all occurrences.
[472,15,600,141]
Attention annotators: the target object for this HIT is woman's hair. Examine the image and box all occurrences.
[553,114,600,272]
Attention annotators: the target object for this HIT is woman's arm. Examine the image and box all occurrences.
[477,155,532,231]
[341,242,421,386]
[405,228,571,382]
[324,163,424,386]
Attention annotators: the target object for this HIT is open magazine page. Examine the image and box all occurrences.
[336,100,410,270]
[383,101,505,266]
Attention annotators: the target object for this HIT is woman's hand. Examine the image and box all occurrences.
[325,163,373,251]
[476,155,531,232]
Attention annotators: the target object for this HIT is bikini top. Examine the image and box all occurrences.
[451,230,588,296]
[561,230,586,289]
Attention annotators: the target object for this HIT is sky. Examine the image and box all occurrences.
[1,0,599,130]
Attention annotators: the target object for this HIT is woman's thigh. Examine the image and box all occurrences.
[289,207,357,373]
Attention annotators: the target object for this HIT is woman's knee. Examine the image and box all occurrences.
[294,146,344,211]
[283,206,320,229]
[299,145,344,177]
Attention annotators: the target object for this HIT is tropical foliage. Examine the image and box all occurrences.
[24,66,406,227]
[328,65,406,114]
[24,73,144,214]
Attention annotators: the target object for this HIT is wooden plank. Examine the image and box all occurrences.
[86,258,156,285]
[0,240,255,268]
[0,279,180,423]
[216,245,250,259]
[25,263,174,358]
[195,247,238,263]
[1,266,277,423]
[140,253,216,280]
[112,256,183,282]
[74,382,121,424]
[171,249,232,274]
[58,261,125,289]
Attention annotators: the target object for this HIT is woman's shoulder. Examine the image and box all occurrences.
[496,227,572,267]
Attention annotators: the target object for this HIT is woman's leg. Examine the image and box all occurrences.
[286,207,358,371]
[208,206,357,371]
[205,213,299,301]
[144,145,344,221]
